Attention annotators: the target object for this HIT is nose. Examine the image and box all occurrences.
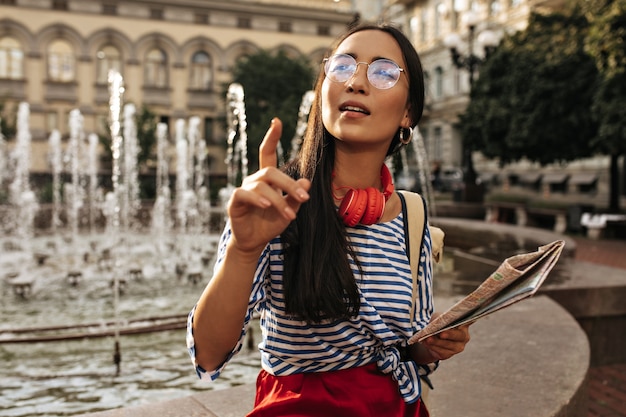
[346,62,369,92]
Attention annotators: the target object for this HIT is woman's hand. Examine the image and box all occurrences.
[421,323,471,361]
[227,118,311,256]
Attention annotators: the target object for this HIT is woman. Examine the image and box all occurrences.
[187,23,471,416]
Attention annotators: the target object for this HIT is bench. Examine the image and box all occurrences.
[486,202,569,234]
[581,212,626,239]
[525,206,568,234]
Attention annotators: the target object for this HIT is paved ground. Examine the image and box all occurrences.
[572,236,626,417]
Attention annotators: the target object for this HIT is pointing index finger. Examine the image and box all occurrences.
[259,118,282,169]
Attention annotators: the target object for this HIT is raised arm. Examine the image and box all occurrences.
[192,118,311,371]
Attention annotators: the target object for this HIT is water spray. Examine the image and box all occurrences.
[108,69,124,376]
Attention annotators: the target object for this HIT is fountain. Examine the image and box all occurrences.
[283,89,315,164]
[0,76,253,417]
[219,83,249,209]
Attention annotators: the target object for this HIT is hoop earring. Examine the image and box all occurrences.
[399,127,413,145]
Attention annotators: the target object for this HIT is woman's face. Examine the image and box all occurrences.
[321,30,411,151]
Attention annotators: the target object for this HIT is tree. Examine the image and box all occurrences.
[133,104,158,168]
[0,101,17,139]
[583,0,626,211]
[459,11,598,169]
[99,104,158,198]
[99,104,158,169]
[229,49,315,172]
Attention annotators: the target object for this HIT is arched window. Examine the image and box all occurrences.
[435,3,444,38]
[420,9,428,42]
[434,66,444,98]
[96,44,122,84]
[48,39,75,82]
[423,70,431,100]
[189,51,212,90]
[145,47,167,87]
[0,36,24,79]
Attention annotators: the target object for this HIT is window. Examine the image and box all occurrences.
[317,25,330,36]
[48,39,75,82]
[204,117,214,142]
[0,36,24,79]
[145,48,167,87]
[194,13,209,24]
[453,68,461,94]
[489,0,501,15]
[452,0,465,30]
[423,70,431,101]
[435,3,443,38]
[189,51,212,90]
[96,45,122,84]
[279,21,292,33]
[433,126,442,161]
[420,9,428,42]
[96,114,108,135]
[421,127,430,156]
[434,66,444,98]
[103,4,117,15]
[237,16,251,29]
[52,0,68,10]
[46,111,59,132]
[150,8,163,20]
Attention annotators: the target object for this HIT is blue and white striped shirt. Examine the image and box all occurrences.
[187,210,437,403]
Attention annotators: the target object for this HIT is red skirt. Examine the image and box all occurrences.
[247,363,429,417]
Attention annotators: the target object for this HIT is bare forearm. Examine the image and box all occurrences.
[192,242,262,371]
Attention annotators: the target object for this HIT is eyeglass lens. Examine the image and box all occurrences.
[324,54,403,89]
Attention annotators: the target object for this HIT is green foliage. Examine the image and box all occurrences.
[98,104,158,169]
[459,11,598,167]
[461,1,626,210]
[583,0,626,78]
[0,101,17,139]
[583,0,626,155]
[591,70,626,153]
[133,104,158,166]
[229,49,315,172]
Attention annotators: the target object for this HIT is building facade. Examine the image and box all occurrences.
[391,0,619,203]
[394,0,561,171]
[0,0,354,178]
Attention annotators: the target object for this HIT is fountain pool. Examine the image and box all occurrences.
[0,231,262,417]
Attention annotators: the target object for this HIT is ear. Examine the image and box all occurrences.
[401,106,412,128]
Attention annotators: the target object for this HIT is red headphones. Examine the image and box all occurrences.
[337,164,395,227]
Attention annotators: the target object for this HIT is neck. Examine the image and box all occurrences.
[332,164,394,201]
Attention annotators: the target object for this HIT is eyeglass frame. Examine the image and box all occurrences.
[322,53,406,90]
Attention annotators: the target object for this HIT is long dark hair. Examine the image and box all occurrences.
[280,23,425,323]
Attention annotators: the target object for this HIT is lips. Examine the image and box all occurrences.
[339,101,371,115]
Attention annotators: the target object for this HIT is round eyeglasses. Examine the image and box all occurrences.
[323,53,405,90]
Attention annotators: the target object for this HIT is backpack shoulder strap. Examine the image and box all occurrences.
[397,190,427,319]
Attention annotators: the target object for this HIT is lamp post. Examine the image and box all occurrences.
[444,10,499,201]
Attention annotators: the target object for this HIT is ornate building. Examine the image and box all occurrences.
[0,0,354,177]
